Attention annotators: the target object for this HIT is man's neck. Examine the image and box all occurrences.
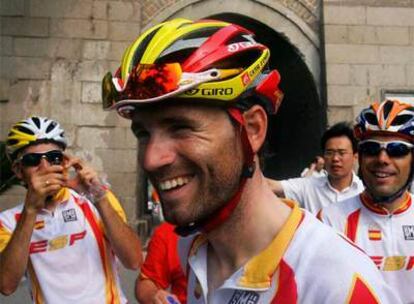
[205,173,291,291]
[328,173,353,191]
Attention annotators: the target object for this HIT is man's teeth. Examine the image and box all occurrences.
[159,177,190,190]
[375,172,391,178]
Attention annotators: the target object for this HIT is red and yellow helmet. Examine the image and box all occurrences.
[102,18,283,119]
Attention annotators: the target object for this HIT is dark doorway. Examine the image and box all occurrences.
[209,13,326,179]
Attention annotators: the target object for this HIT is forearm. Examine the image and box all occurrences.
[0,208,36,295]
[95,195,142,269]
[136,278,160,303]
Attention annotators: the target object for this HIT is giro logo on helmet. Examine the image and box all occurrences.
[184,88,234,96]
[227,41,257,52]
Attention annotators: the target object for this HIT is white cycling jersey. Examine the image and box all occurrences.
[319,191,414,303]
[0,188,127,304]
[179,200,401,304]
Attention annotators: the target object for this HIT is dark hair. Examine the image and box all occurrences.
[321,122,357,153]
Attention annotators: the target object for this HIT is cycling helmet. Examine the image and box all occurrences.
[6,116,67,161]
[355,99,414,142]
[355,99,414,204]
[102,18,283,119]
[102,18,284,236]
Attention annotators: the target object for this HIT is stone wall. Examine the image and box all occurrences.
[0,0,143,229]
[324,1,414,125]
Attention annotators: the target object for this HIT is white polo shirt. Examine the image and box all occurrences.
[281,173,364,214]
[179,200,400,304]
[0,188,127,304]
[319,191,414,304]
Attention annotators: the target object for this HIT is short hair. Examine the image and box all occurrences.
[320,122,357,153]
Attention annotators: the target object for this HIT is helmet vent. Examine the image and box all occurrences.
[16,125,34,135]
[392,114,412,125]
[383,100,393,119]
[32,117,41,128]
[365,112,378,125]
[132,27,161,67]
[6,139,18,146]
[46,121,57,133]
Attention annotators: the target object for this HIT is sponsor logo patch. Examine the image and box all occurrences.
[228,290,259,304]
[62,208,77,222]
[403,225,414,240]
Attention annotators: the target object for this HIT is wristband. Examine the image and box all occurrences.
[83,177,111,204]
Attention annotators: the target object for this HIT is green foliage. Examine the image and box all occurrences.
[0,141,19,194]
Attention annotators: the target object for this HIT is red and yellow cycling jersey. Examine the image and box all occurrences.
[0,188,127,304]
[179,200,400,304]
[320,191,414,303]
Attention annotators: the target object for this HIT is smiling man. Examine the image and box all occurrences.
[320,100,414,303]
[0,116,142,303]
[104,18,400,303]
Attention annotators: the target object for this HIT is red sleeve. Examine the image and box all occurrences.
[140,223,177,289]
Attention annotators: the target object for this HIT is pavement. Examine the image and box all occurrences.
[0,266,139,303]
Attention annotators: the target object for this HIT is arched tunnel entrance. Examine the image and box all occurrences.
[209,13,327,179]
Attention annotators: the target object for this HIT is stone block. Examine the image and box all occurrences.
[0,79,10,102]
[367,65,406,86]
[76,60,109,81]
[92,1,107,19]
[82,41,111,60]
[71,103,119,127]
[326,64,350,85]
[376,27,410,45]
[406,65,414,86]
[324,25,348,44]
[1,17,49,37]
[1,36,12,56]
[108,21,141,41]
[0,186,26,211]
[30,0,93,18]
[107,172,137,198]
[51,60,79,81]
[96,148,137,173]
[107,1,141,21]
[367,7,414,26]
[1,57,51,79]
[348,25,376,44]
[379,46,414,64]
[76,126,111,150]
[326,44,379,64]
[14,38,83,59]
[0,0,24,16]
[350,65,369,86]
[109,41,130,61]
[81,81,101,103]
[49,81,82,124]
[50,19,108,40]
[324,5,366,25]
[326,106,355,126]
[327,85,368,106]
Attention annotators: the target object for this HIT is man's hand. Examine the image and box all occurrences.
[25,163,66,212]
[152,290,181,304]
[64,155,100,193]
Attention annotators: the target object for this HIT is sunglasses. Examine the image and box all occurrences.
[17,150,64,167]
[358,140,414,158]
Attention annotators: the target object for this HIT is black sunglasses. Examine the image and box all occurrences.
[358,140,414,158]
[17,150,64,167]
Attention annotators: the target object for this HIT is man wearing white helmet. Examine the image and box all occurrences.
[0,116,142,303]
[320,100,414,303]
[104,18,400,303]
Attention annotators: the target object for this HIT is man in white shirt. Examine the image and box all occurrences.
[269,122,364,214]
[319,99,414,303]
[104,18,400,303]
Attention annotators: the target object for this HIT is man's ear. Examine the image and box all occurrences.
[242,105,268,153]
[12,161,23,180]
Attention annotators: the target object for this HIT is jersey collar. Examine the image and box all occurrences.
[360,191,411,215]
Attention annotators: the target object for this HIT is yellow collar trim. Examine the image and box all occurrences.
[52,187,70,203]
[238,199,302,288]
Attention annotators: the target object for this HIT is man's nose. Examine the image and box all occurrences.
[141,137,176,172]
[377,149,391,163]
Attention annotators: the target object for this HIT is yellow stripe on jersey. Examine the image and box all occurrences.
[0,222,12,252]
[238,200,302,288]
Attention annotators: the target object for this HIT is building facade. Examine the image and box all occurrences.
[1,0,414,234]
